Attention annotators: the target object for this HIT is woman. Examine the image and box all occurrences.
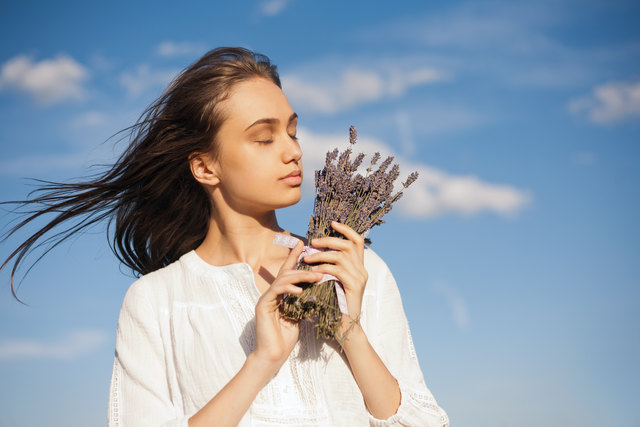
[3,47,448,426]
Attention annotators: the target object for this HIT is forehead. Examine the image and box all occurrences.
[222,78,294,128]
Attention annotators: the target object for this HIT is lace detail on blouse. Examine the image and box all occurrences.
[286,321,330,421]
[109,359,121,426]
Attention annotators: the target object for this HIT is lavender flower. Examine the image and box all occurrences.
[280,125,419,340]
[349,125,357,145]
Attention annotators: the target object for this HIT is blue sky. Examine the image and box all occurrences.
[0,0,639,425]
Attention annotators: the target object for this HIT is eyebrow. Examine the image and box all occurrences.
[244,112,298,131]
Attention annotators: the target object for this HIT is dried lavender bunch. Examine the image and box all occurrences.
[280,125,419,339]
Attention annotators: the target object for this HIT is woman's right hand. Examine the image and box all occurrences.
[252,241,323,370]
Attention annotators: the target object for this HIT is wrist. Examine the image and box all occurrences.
[245,352,282,386]
[336,317,366,349]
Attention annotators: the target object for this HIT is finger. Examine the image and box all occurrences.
[310,264,345,282]
[266,272,324,300]
[272,271,324,290]
[330,221,364,246]
[259,283,304,310]
[268,283,305,296]
[279,317,300,329]
[303,249,342,266]
[278,240,304,274]
[310,236,352,252]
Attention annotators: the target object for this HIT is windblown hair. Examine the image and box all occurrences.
[1,47,281,299]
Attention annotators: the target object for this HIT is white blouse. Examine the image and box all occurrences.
[108,247,449,426]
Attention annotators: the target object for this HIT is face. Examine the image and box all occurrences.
[208,77,303,214]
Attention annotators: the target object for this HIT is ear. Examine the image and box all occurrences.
[189,152,221,186]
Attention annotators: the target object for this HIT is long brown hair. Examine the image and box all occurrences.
[1,47,281,299]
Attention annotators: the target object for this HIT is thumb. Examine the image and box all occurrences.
[278,241,304,274]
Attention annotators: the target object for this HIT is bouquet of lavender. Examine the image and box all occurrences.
[280,126,418,340]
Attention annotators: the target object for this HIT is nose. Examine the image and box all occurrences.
[282,134,302,164]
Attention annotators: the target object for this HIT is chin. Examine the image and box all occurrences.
[275,190,302,208]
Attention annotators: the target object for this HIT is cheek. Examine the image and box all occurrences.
[229,162,270,190]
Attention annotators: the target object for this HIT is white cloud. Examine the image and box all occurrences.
[431,281,469,330]
[298,127,531,219]
[0,54,88,104]
[260,0,291,16]
[120,64,178,98]
[72,110,108,127]
[398,166,532,219]
[568,80,640,124]
[282,65,447,114]
[388,67,445,96]
[156,41,205,58]
[0,329,107,361]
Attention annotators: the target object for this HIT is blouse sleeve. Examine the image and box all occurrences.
[366,257,449,427]
[108,278,189,427]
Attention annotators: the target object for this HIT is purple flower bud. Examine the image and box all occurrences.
[403,171,419,188]
[349,125,357,145]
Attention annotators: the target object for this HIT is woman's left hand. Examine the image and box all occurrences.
[302,221,368,335]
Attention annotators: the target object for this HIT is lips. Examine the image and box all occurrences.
[281,170,301,179]
[280,169,302,185]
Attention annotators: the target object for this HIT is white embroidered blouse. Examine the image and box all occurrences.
[108,247,449,426]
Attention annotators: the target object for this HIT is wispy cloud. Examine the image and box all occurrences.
[0,151,97,176]
[394,111,416,157]
[432,281,469,330]
[0,329,108,361]
[71,110,108,128]
[568,79,640,124]
[299,127,531,219]
[156,41,205,58]
[119,64,178,98]
[283,65,447,114]
[0,109,130,175]
[0,54,88,104]
[571,151,597,166]
[260,0,291,16]
[390,1,558,54]
[386,104,488,138]
[361,1,602,88]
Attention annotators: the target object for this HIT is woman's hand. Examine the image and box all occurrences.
[253,241,324,370]
[302,221,368,338]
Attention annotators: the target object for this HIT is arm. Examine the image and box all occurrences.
[364,253,449,427]
[305,221,400,419]
[109,277,187,427]
[187,353,282,426]
[188,241,323,426]
[339,323,402,419]
[110,242,324,427]
[305,222,448,426]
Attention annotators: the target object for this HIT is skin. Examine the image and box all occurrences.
[187,77,401,426]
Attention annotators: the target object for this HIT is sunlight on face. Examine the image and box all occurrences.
[212,77,303,214]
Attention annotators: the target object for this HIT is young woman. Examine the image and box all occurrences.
[3,47,448,426]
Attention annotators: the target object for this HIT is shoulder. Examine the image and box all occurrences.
[363,246,392,277]
[121,252,192,308]
[362,246,396,295]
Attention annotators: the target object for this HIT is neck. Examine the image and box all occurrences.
[195,206,286,269]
